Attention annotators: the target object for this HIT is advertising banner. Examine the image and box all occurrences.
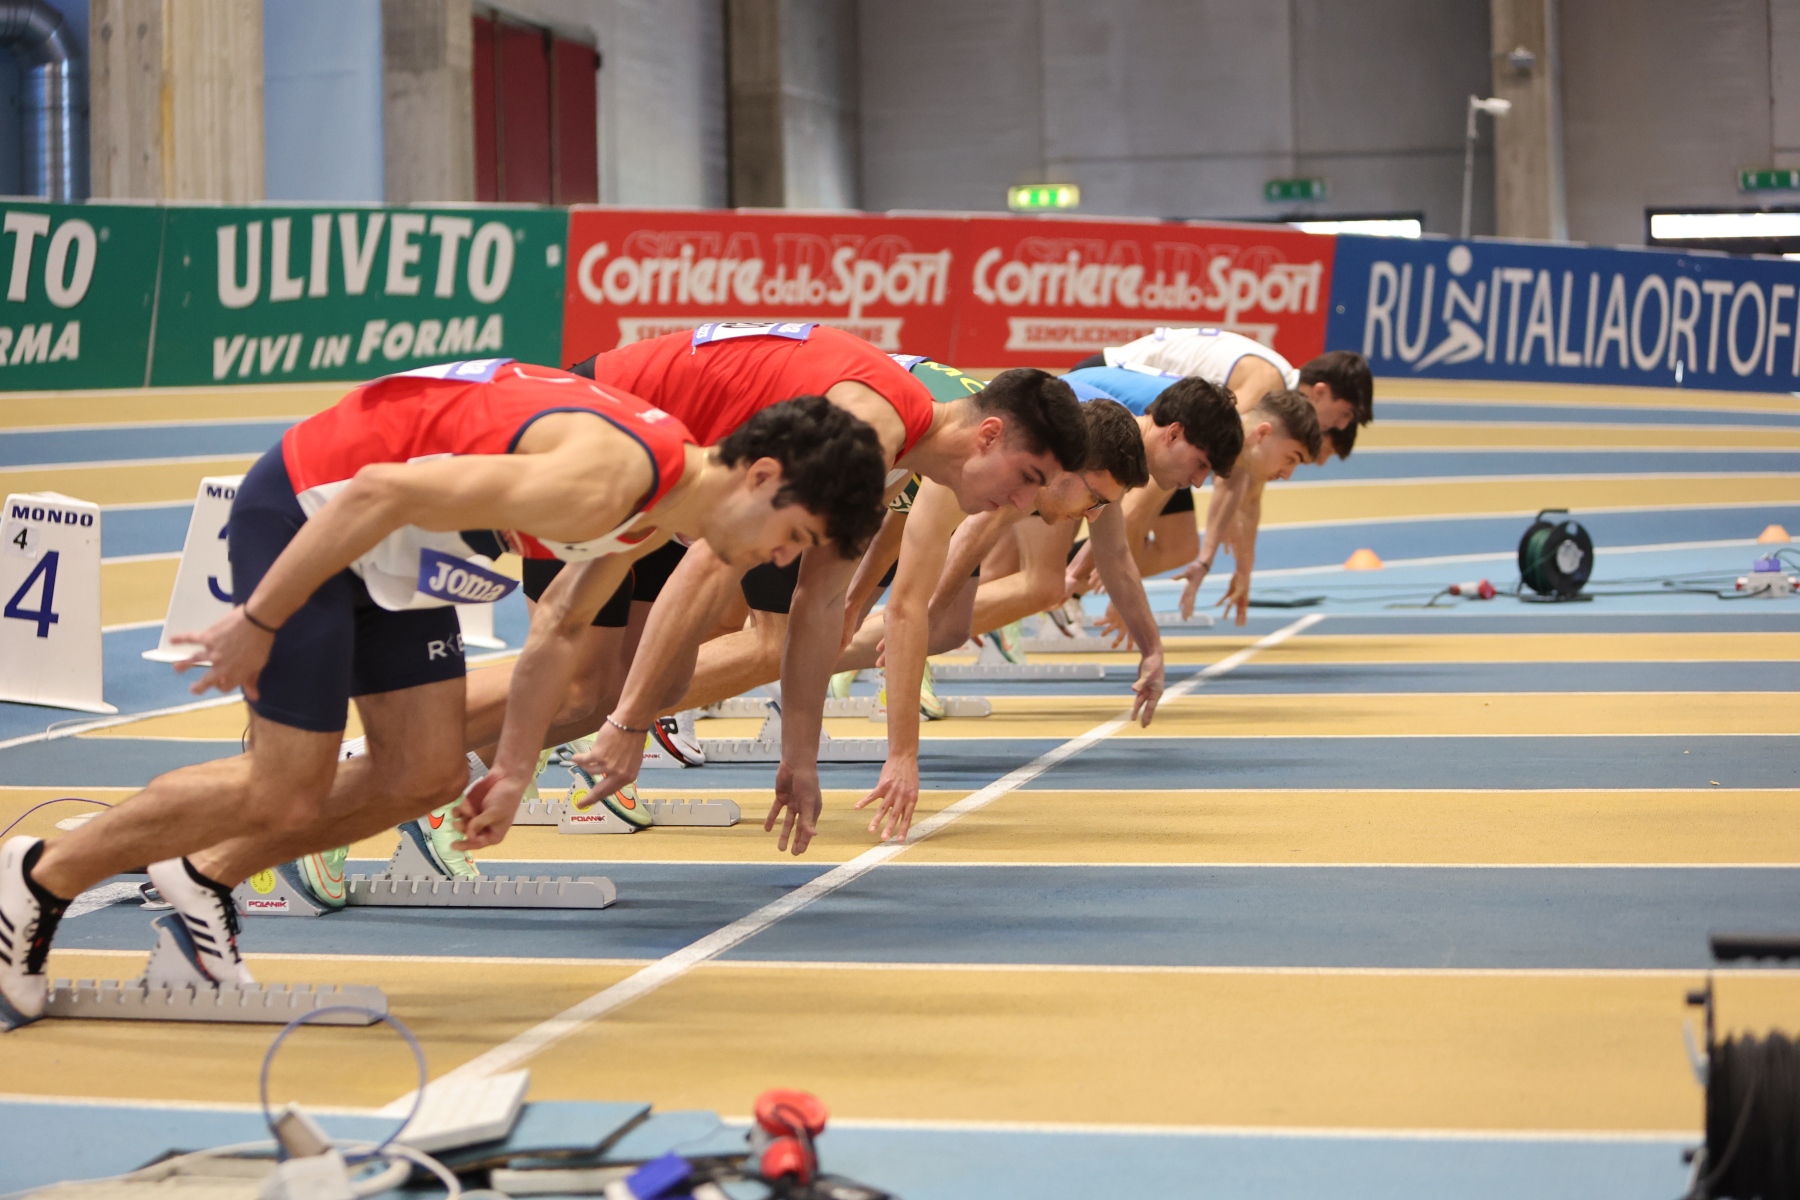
[149,205,568,386]
[0,202,162,390]
[951,215,1334,370]
[562,208,963,364]
[1325,233,1800,393]
[562,208,1336,370]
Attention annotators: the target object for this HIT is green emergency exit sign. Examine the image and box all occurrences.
[1740,168,1800,192]
[1008,184,1080,211]
[1265,177,1328,203]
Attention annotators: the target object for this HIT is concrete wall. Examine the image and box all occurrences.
[496,0,727,207]
[858,0,1495,235]
[1561,0,1793,246]
[264,0,385,201]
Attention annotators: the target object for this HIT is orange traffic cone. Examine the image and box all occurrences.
[1758,524,1791,543]
[1343,548,1383,570]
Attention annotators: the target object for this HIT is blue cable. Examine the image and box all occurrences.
[259,1006,427,1161]
[0,797,111,840]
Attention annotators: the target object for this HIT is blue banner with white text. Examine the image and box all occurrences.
[1324,234,1800,393]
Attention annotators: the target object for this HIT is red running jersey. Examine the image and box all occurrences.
[582,324,937,454]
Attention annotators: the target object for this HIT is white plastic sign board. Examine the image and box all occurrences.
[456,602,506,650]
[145,475,243,663]
[0,491,116,713]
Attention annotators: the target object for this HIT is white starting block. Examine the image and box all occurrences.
[697,701,888,763]
[143,475,241,663]
[455,599,507,650]
[933,638,1106,682]
[512,794,742,832]
[0,491,116,713]
[701,694,993,720]
[23,913,388,1028]
[233,824,617,917]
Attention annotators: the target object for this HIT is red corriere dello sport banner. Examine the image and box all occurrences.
[561,208,1335,370]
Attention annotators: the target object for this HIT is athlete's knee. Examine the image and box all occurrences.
[551,675,605,729]
[401,753,468,813]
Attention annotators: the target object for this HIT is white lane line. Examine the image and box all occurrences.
[62,881,143,919]
[1278,470,1798,488]
[101,618,163,633]
[814,1115,1693,1143]
[384,613,1326,1108]
[101,551,181,565]
[0,416,302,436]
[0,452,259,473]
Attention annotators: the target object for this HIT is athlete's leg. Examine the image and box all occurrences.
[970,519,1079,636]
[192,678,467,884]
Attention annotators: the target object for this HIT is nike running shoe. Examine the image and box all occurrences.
[145,857,253,984]
[986,620,1028,664]
[650,715,706,766]
[828,670,857,700]
[0,837,66,1026]
[877,668,946,721]
[294,847,350,907]
[562,750,654,828]
[410,802,478,879]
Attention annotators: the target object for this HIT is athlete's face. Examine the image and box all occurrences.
[954,416,1059,514]
[1241,421,1309,483]
[1309,382,1355,432]
[1034,470,1125,523]
[704,458,831,568]
[1148,424,1211,491]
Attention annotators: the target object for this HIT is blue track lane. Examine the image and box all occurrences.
[1376,400,1800,426]
[0,421,292,467]
[1308,449,1800,479]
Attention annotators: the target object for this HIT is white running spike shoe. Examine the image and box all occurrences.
[0,837,67,1027]
[649,715,706,766]
[144,858,254,985]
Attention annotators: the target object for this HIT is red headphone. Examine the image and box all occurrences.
[755,1088,829,1187]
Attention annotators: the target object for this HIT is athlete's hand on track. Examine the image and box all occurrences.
[1130,649,1165,727]
[766,762,822,855]
[576,719,646,799]
[856,752,920,843]
[1217,567,1251,626]
[1174,558,1212,620]
[1096,603,1136,649]
[172,607,273,699]
[453,770,524,850]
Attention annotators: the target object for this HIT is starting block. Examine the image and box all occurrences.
[234,824,617,916]
[702,694,992,720]
[512,794,742,832]
[698,704,887,763]
[933,639,1105,682]
[27,913,387,1027]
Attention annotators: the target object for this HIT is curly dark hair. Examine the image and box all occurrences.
[1299,350,1374,426]
[1081,398,1149,489]
[1147,377,1244,481]
[969,368,1088,470]
[714,395,886,557]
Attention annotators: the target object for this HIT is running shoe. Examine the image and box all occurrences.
[294,847,350,907]
[828,670,857,700]
[0,837,66,1026]
[410,801,479,879]
[986,620,1028,664]
[1045,598,1085,637]
[877,667,946,721]
[144,857,253,985]
[562,750,654,828]
[650,715,706,766]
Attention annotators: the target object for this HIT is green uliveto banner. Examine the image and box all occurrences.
[149,205,567,386]
[0,201,162,389]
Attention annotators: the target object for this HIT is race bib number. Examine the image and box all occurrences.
[396,358,514,383]
[416,549,518,605]
[889,354,930,371]
[691,321,815,347]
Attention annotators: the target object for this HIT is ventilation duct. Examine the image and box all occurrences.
[0,0,84,200]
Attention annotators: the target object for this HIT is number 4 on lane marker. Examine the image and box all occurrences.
[0,491,115,714]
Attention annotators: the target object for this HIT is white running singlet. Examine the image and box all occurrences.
[1105,328,1300,391]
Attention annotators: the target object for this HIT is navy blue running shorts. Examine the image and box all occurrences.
[521,557,633,628]
[229,448,466,733]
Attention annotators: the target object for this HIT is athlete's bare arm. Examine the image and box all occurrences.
[458,547,650,848]
[1085,503,1165,724]
[1174,471,1248,618]
[1217,478,1265,626]
[1068,482,1173,590]
[854,478,966,842]
[1225,357,1287,410]
[765,549,857,855]
[826,380,909,465]
[178,415,651,699]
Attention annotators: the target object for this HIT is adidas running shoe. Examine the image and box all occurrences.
[145,857,253,984]
[650,715,706,766]
[294,846,350,907]
[986,620,1028,664]
[0,837,66,1026]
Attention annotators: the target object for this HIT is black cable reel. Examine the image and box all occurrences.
[1517,508,1594,600]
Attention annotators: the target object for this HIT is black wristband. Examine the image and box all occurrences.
[241,605,280,634]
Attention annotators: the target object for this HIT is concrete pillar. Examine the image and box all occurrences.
[727,0,857,208]
[1490,0,1567,240]
[90,0,264,202]
[382,0,474,204]
[1772,0,1800,170]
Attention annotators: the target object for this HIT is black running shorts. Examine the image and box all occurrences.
[230,448,466,733]
[741,558,802,614]
[1160,488,1196,516]
[521,558,633,628]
